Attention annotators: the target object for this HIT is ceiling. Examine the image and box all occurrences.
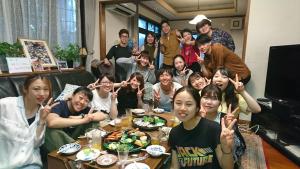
[141,0,248,20]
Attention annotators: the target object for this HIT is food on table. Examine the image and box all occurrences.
[132,115,166,130]
[103,128,150,153]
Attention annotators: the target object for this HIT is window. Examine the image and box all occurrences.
[0,0,80,48]
[138,17,160,47]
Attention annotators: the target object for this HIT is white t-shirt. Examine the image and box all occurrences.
[91,90,117,114]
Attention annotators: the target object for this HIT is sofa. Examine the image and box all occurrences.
[0,69,96,99]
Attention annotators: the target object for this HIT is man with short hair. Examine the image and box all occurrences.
[160,20,181,69]
[194,15,235,52]
[196,35,251,84]
[103,29,133,82]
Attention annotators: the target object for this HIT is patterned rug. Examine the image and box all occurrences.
[241,133,268,169]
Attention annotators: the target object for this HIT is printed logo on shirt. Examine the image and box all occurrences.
[176,146,214,167]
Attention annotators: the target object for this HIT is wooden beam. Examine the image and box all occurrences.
[99,2,106,60]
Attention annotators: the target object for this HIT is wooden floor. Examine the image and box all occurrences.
[262,140,300,169]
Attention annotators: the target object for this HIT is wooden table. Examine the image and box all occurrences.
[48,113,175,169]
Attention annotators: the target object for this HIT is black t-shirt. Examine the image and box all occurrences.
[168,118,222,169]
[106,45,132,82]
[51,100,90,133]
[117,88,138,116]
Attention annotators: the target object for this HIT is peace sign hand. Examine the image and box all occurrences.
[224,104,239,127]
[154,88,161,102]
[220,117,236,153]
[87,79,102,90]
[40,98,59,123]
[229,74,244,93]
[149,61,155,70]
[179,67,188,76]
[137,85,145,98]
[195,52,204,64]
[120,77,131,88]
[111,87,118,101]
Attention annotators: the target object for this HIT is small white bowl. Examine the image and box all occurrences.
[153,108,164,114]
[146,145,166,157]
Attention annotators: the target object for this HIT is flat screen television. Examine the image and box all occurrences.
[265,44,300,103]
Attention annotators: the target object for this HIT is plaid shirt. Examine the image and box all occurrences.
[211,28,235,52]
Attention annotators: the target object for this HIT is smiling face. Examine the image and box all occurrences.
[119,33,129,45]
[174,57,185,71]
[99,76,113,93]
[200,93,220,114]
[162,23,170,34]
[198,42,211,53]
[140,55,150,67]
[198,24,211,34]
[130,76,141,89]
[182,32,192,42]
[24,79,50,105]
[146,34,155,44]
[212,70,229,91]
[191,77,206,91]
[159,71,172,86]
[70,92,90,112]
[174,91,198,122]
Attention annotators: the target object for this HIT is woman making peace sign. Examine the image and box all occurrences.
[169,86,235,169]
[0,75,56,169]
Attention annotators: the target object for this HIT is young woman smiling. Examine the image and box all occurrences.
[169,86,235,169]
[0,75,56,168]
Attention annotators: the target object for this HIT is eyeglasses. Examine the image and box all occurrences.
[100,82,113,86]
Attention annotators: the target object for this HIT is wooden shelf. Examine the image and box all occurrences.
[0,67,85,77]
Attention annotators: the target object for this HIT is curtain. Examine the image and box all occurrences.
[84,0,97,72]
[0,0,81,49]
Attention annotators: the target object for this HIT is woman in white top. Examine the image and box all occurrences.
[172,54,193,86]
[0,75,56,169]
[153,68,182,112]
[87,74,118,119]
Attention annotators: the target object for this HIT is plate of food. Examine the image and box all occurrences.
[132,115,167,131]
[153,108,164,114]
[103,128,151,153]
[57,142,81,155]
[76,148,101,161]
[96,154,118,166]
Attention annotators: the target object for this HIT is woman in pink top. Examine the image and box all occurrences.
[180,29,201,73]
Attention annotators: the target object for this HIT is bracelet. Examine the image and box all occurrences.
[221,146,232,154]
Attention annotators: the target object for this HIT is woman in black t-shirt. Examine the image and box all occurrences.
[116,72,144,116]
[169,86,235,169]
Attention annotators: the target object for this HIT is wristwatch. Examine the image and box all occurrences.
[81,114,85,119]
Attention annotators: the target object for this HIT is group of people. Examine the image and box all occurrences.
[0,15,261,169]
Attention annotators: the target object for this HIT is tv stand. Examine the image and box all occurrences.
[251,102,300,166]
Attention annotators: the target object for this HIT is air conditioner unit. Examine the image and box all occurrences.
[106,4,136,17]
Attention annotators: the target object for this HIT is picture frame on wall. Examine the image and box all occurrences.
[18,38,57,67]
[230,18,243,30]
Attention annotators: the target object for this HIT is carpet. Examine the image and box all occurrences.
[241,133,267,169]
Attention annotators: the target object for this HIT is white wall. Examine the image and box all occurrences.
[169,17,245,56]
[245,0,300,99]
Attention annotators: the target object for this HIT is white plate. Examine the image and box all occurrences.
[57,143,81,155]
[76,148,101,161]
[131,109,145,114]
[146,145,166,157]
[125,162,150,169]
[153,108,164,114]
[96,154,118,166]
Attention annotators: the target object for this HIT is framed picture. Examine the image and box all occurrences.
[57,60,68,69]
[18,39,56,67]
[31,59,44,71]
[230,18,243,30]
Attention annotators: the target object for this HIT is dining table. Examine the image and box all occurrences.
[47,112,178,169]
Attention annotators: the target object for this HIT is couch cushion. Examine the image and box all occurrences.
[0,77,18,99]
[55,71,95,89]
[55,84,80,101]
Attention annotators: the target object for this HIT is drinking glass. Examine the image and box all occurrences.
[114,118,122,130]
[91,129,102,150]
[126,108,132,127]
[117,146,129,169]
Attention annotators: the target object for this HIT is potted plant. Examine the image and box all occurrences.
[0,42,24,72]
[54,43,80,68]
